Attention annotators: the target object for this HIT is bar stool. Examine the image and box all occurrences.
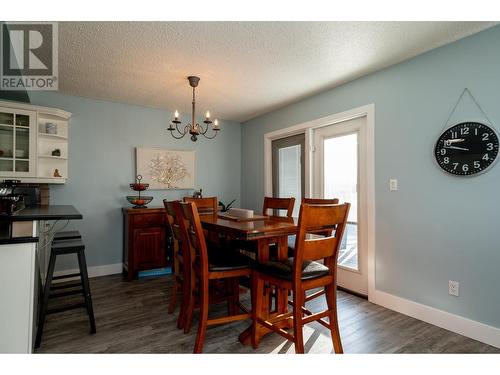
[53,230,82,241]
[35,232,96,348]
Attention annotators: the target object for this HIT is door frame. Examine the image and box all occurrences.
[264,103,375,298]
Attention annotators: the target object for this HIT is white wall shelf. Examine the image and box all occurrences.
[38,133,68,140]
[0,100,71,184]
[38,155,67,160]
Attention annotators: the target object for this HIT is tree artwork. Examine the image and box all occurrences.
[149,153,190,188]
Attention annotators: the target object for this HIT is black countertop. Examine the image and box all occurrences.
[0,205,82,245]
[1,205,83,221]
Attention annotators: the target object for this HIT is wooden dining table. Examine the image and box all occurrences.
[200,213,298,345]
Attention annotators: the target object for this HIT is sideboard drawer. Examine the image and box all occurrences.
[132,213,165,228]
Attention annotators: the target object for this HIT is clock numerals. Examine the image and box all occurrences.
[435,122,499,176]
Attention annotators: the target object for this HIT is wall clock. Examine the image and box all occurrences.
[434,122,499,176]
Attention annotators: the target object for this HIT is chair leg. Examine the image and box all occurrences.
[168,278,179,314]
[178,261,191,330]
[231,278,240,315]
[292,288,305,354]
[77,249,96,334]
[183,272,196,334]
[35,251,57,349]
[226,279,234,316]
[251,273,264,349]
[176,280,186,329]
[193,276,209,353]
[325,284,343,354]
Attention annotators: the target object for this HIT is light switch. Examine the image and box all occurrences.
[389,179,398,191]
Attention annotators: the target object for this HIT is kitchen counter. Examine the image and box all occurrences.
[0,204,83,353]
[0,205,82,245]
[2,205,83,222]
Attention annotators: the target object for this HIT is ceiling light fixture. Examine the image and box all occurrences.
[167,76,220,142]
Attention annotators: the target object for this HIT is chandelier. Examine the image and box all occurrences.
[167,76,220,142]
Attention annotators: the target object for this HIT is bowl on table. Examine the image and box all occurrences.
[126,196,153,209]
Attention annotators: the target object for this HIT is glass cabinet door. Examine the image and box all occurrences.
[0,108,36,176]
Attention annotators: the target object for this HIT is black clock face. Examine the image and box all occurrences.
[435,122,499,176]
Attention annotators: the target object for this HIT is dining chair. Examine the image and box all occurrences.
[262,196,295,217]
[183,196,218,216]
[163,200,192,332]
[289,197,340,245]
[288,197,341,307]
[179,201,253,353]
[233,196,296,258]
[303,197,339,205]
[251,202,350,354]
[184,196,220,246]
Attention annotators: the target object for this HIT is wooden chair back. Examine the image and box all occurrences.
[179,202,209,277]
[302,198,340,236]
[263,197,295,217]
[184,197,218,217]
[302,197,339,205]
[164,200,183,244]
[164,199,192,279]
[293,203,350,280]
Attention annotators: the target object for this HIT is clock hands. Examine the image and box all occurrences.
[444,138,465,146]
[445,145,470,151]
[443,138,469,151]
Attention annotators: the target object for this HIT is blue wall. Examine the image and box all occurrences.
[241,26,500,328]
[29,92,241,270]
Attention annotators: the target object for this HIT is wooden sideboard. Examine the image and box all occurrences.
[122,207,171,280]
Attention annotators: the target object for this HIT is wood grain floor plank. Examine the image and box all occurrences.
[35,274,499,354]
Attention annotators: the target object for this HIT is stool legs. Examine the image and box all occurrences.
[35,242,96,349]
[35,251,57,349]
[77,249,96,334]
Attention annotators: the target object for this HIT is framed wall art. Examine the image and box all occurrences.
[136,147,196,189]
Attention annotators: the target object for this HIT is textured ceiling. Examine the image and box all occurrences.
[58,22,497,122]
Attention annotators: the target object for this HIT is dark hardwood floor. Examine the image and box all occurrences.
[35,274,499,354]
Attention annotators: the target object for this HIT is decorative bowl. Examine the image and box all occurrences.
[126,195,153,209]
[130,182,149,191]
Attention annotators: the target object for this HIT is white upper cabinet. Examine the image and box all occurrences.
[0,100,71,184]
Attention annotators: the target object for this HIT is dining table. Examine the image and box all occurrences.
[200,213,298,345]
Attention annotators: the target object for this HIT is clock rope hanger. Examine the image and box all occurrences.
[434,88,499,176]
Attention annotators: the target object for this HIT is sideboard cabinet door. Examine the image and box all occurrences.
[133,227,166,271]
[123,208,170,280]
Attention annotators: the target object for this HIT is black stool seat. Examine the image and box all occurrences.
[35,235,96,349]
[53,230,82,241]
[51,239,85,253]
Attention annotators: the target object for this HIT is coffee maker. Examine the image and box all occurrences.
[0,180,34,215]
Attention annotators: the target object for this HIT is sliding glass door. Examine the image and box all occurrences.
[313,116,368,295]
[272,134,305,217]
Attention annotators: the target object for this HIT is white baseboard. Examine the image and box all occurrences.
[53,262,122,280]
[370,289,500,349]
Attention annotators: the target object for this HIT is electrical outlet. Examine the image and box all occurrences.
[389,179,398,191]
[449,280,459,297]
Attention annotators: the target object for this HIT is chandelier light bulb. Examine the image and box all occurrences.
[174,110,179,119]
[205,110,211,119]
